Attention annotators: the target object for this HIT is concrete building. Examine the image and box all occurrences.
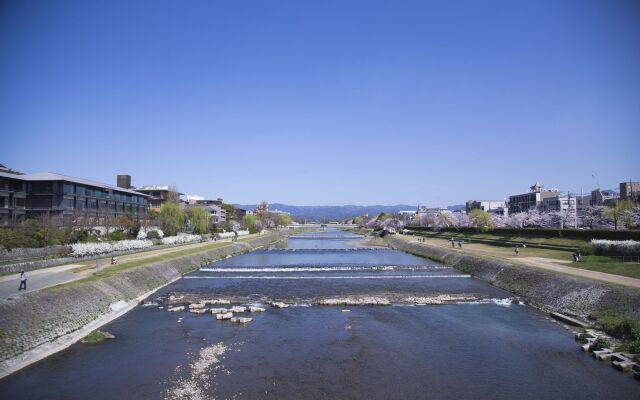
[235,208,253,219]
[416,205,451,219]
[620,181,640,203]
[541,193,577,212]
[591,189,619,207]
[465,200,507,214]
[134,185,183,210]
[0,171,148,227]
[508,183,560,214]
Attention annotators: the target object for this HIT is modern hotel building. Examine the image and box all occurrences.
[0,171,148,227]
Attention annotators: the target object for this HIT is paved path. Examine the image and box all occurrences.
[0,235,255,299]
[402,236,640,289]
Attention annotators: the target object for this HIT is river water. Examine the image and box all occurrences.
[0,229,637,399]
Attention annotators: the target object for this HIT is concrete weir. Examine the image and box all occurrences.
[0,231,285,379]
[385,235,640,320]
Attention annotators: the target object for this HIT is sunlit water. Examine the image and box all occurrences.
[0,229,636,399]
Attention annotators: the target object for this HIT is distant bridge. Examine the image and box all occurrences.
[281,223,360,229]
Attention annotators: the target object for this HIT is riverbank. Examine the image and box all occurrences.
[0,231,286,379]
[385,235,640,320]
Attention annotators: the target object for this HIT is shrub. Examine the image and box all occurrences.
[70,239,152,257]
[594,313,640,340]
[627,340,640,354]
[161,234,201,245]
[108,230,128,241]
[146,230,160,239]
[592,336,612,351]
[591,239,640,255]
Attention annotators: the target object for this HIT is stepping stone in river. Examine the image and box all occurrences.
[230,306,247,313]
[230,317,252,323]
[249,306,265,312]
[167,306,185,312]
[210,308,228,314]
[216,312,233,320]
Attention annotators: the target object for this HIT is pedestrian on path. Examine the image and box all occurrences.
[451,239,455,248]
[458,241,462,248]
[514,246,520,256]
[18,271,27,291]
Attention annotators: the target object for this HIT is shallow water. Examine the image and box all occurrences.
[1,229,637,399]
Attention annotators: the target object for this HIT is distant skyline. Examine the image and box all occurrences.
[1,1,639,206]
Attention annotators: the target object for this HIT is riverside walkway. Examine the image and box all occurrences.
[0,235,254,299]
[396,235,640,289]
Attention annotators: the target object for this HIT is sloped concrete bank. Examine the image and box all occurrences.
[386,236,640,320]
[0,232,284,378]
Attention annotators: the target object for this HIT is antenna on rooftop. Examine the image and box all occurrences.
[592,174,600,190]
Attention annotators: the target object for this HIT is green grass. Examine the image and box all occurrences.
[419,231,591,251]
[81,330,113,344]
[568,256,640,279]
[47,241,235,289]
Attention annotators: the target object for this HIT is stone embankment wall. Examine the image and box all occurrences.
[0,232,283,374]
[386,236,640,319]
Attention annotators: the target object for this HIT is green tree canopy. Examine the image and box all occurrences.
[604,199,634,230]
[188,207,211,234]
[159,202,185,236]
[468,209,494,232]
[243,214,259,233]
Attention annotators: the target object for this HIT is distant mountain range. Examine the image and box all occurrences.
[234,204,418,222]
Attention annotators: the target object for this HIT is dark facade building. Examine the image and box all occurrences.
[620,181,640,203]
[0,171,148,227]
[117,175,132,189]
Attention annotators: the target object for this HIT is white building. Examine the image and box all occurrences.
[416,205,451,219]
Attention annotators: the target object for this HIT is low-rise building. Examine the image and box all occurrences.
[541,193,577,212]
[465,200,506,214]
[235,208,253,219]
[416,205,451,219]
[620,181,640,203]
[0,171,148,227]
[508,183,560,214]
[134,185,183,210]
[591,189,618,207]
[186,198,227,223]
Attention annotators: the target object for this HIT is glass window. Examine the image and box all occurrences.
[63,183,75,195]
[0,196,8,208]
[76,186,86,196]
[63,198,75,210]
[76,198,86,210]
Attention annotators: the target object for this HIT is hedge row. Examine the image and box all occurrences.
[404,226,640,241]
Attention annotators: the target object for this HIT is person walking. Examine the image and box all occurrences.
[18,271,27,291]
[458,241,462,248]
[514,246,520,256]
[451,239,455,248]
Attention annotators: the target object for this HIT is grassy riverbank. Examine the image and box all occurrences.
[411,231,640,279]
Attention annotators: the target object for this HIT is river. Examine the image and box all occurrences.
[0,229,636,399]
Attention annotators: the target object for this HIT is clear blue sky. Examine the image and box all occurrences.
[1,0,639,206]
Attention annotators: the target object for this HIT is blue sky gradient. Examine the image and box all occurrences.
[1,0,639,206]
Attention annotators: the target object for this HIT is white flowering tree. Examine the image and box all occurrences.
[451,212,471,228]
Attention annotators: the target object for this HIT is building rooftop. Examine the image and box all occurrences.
[0,171,149,197]
[136,185,184,195]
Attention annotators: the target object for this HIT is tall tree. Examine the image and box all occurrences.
[187,207,211,234]
[159,202,185,236]
[468,209,494,232]
[604,200,634,230]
